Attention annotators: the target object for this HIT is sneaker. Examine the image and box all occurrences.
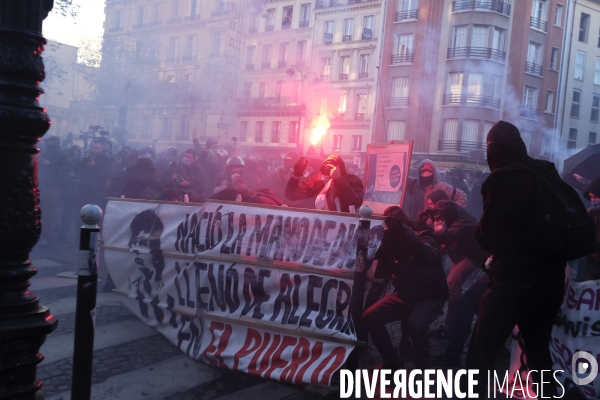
[430,326,451,338]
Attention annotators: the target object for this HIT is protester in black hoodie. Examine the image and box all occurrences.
[121,158,165,200]
[285,154,363,212]
[363,206,447,370]
[466,121,567,398]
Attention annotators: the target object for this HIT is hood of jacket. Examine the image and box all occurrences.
[416,158,440,186]
[322,154,347,176]
[432,200,478,226]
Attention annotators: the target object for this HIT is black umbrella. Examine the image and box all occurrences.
[562,143,600,191]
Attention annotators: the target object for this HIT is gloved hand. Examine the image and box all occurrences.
[417,209,431,226]
[293,157,308,178]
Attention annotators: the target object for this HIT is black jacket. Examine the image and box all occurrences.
[210,188,284,206]
[162,160,208,200]
[365,227,448,308]
[121,166,164,200]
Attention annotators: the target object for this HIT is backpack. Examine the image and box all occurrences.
[515,162,596,262]
[105,169,134,198]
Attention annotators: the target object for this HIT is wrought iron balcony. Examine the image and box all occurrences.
[165,56,179,63]
[235,97,304,111]
[520,106,539,120]
[525,61,543,76]
[245,63,254,70]
[362,28,372,40]
[182,55,197,62]
[443,93,501,108]
[108,26,123,32]
[394,9,418,21]
[447,47,506,61]
[332,113,345,121]
[132,23,146,29]
[184,14,200,21]
[299,20,310,28]
[358,72,369,79]
[339,73,349,80]
[167,17,181,24]
[342,35,353,42]
[323,33,333,44]
[278,60,287,68]
[391,53,414,64]
[265,24,274,32]
[530,17,548,32]
[355,113,365,120]
[249,26,258,33]
[387,97,409,107]
[438,140,486,152]
[261,62,271,69]
[451,0,511,16]
[282,20,291,30]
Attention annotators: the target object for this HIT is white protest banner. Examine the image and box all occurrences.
[102,199,384,385]
[550,270,600,399]
[363,142,412,215]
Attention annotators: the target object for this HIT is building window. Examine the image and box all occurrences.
[282,6,293,30]
[171,0,180,17]
[265,9,275,31]
[550,47,559,70]
[296,41,306,65]
[137,6,145,25]
[571,89,581,118]
[393,34,414,64]
[579,13,590,42]
[356,94,367,119]
[339,56,350,80]
[568,128,577,149]
[243,82,252,98]
[300,4,311,27]
[531,0,548,30]
[289,121,298,143]
[387,120,406,141]
[461,120,480,150]
[545,91,554,113]
[554,4,563,27]
[262,44,272,68]
[271,121,281,142]
[351,135,362,151]
[168,37,179,61]
[447,72,464,99]
[590,132,597,145]
[575,51,586,80]
[492,27,506,54]
[161,116,170,139]
[240,121,248,141]
[338,94,347,118]
[541,132,552,156]
[274,81,283,99]
[211,32,222,54]
[591,94,600,122]
[343,18,354,41]
[321,57,331,79]
[189,0,198,17]
[526,42,543,75]
[255,121,264,142]
[178,116,189,140]
[363,15,374,40]
[389,77,410,107]
[152,4,160,22]
[451,25,468,48]
[246,45,255,68]
[278,42,288,68]
[467,73,483,103]
[523,86,538,109]
[333,135,342,151]
[324,21,334,44]
[184,35,196,59]
[485,75,502,105]
[595,57,600,85]
[113,9,122,30]
[258,82,267,98]
[441,119,459,150]
[359,54,369,78]
[471,25,489,48]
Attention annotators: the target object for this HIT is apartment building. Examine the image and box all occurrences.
[234,0,315,159]
[373,0,564,167]
[101,0,244,149]
[556,0,600,153]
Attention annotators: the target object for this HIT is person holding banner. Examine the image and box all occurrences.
[285,154,363,212]
[362,206,447,370]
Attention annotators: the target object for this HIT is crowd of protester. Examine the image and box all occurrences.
[38,120,600,399]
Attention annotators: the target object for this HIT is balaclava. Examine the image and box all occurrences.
[486,121,530,171]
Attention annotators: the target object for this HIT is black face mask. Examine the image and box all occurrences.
[419,175,434,187]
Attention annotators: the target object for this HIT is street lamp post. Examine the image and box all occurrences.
[0,1,59,399]
[285,65,320,155]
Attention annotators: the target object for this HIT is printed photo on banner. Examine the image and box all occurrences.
[363,142,413,215]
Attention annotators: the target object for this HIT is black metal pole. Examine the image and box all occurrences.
[346,205,372,370]
[71,205,102,400]
[0,1,58,399]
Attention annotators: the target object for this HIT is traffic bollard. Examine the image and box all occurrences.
[71,204,103,400]
[345,205,372,370]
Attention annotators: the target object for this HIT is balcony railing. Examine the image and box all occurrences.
[265,24,274,32]
[358,72,369,79]
[108,26,123,32]
[132,23,146,29]
[394,9,418,21]
[525,61,543,76]
[167,17,182,24]
[332,113,345,121]
[530,17,548,32]
[323,33,333,44]
[165,57,179,63]
[278,60,287,68]
[245,63,254,70]
[299,20,309,28]
[362,28,372,40]
[339,73,349,80]
[355,113,365,120]
[451,0,511,16]
[447,47,506,61]
[182,55,197,62]
[316,0,378,8]
[184,14,200,21]
[438,140,486,152]
[249,26,258,33]
[146,21,160,27]
[261,62,271,69]
[520,106,539,120]
[235,97,303,110]
[387,97,409,107]
[342,35,353,42]
[391,53,414,64]
[282,21,291,30]
[321,74,329,81]
[443,93,501,108]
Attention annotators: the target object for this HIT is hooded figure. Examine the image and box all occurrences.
[405,159,467,220]
[583,177,600,280]
[116,158,165,200]
[285,154,363,212]
[466,120,567,399]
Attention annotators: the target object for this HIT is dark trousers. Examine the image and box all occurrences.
[362,293,444,369]
[466,274,564,398]
[445,273,490,360]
